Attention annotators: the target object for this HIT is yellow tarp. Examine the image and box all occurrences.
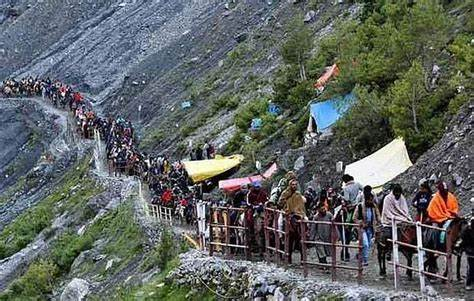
[183,155,244,183]
[344,138,413,191]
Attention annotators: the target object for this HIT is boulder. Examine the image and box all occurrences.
[234,32,248,43]
[304,10,316,23]
[293,155,305,171]
[60,278,89,301]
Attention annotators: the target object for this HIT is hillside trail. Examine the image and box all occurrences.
[0,97,85,290]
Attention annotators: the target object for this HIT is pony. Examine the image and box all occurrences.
[424,217,468,282]
[376,222,417,279]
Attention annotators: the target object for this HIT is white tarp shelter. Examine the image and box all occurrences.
[344,138,413,191]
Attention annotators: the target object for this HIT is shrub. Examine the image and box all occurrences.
[6,260,59,299]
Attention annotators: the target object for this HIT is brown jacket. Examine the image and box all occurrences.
[279,189,306,217]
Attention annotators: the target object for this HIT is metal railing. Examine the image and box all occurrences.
[208,206,250,259]
[263,207,289,264]
[299,219,364,283]
[389,217,452,293]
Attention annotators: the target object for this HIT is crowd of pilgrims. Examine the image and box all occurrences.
[1,76,197,223]
[2,76,473,289]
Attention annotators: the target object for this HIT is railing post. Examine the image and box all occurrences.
[331,220,337,282]
[225,208,230,258]
[416,222,425,294]
[300,220,308,277]
[392,217,399,290]
[263,208,270,262]
[209,207,214,256]
[274,211,281,264]
[357,222,363,284]
[244,209,251,260]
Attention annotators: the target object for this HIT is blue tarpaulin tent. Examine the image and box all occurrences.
[309,93,355,133]
[181,101,192,109]
[250,118,263,130]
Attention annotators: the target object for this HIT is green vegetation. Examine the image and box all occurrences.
[4,260,59,301]
[226,98,283,153]
[272,0,472,157]
[0,157,101,260]
[108,229,214,301]
[0,201,144,300]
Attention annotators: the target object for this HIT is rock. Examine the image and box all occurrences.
[234,32,248,43]
[293,155,305,171]
[234,78,243,90]
[105,259,114,270]
[453,173,463,186]
[60,278,89,301]
[303,10,316,23]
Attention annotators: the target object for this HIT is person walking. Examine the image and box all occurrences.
[354,186,381,265]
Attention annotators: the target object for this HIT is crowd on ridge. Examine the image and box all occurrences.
[1,77,473,291]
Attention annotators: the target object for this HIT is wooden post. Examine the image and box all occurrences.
[284,214,290,265]
[274,211,281,264]
[416,222,426,294]
[263,208,270,262]
[392,217,399,290]
[225,208,230,258]
[244,209,251,260]
[300,220,308,277]
[331,220,337,282]
[209,207,214,256]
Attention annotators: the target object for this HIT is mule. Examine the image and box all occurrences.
[424,217,468,282]
[376,222,417,279]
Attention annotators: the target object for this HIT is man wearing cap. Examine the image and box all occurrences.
[247,181,268,207]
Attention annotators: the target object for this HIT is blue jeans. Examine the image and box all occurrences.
[362,227,374,263]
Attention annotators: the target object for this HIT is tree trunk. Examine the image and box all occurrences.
[298,53,306,81]
[411,86,419,134]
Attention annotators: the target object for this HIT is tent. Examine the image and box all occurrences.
[250,118,262,130]
[307,93,355,133]
[314,64,339,92]
[344,138,413,191]
[183,155,244,183]
[218,163,278,192]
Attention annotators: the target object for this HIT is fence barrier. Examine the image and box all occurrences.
[299,220,364,283]
[97,139,458,294]
[148,204,173,225]
[208,206,250,260]
[389,217,452,293]
[263,207,289,264]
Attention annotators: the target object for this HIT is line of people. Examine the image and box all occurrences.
[2,77,472,290]
[1,76,202,226]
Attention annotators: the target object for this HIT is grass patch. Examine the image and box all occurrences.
[106,229,211,301]
[0,201,143,300]
[0,156,101,260]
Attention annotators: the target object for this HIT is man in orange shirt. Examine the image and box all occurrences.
[427,181,459,225]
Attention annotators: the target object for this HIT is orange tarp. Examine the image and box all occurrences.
[314,64,339,91]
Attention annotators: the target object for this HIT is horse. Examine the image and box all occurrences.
[376,222,417,279]
[423,217,468,282]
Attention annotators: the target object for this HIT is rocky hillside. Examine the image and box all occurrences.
[1,0,358,154]
[393,101,473,211]
[0,0,472,300]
